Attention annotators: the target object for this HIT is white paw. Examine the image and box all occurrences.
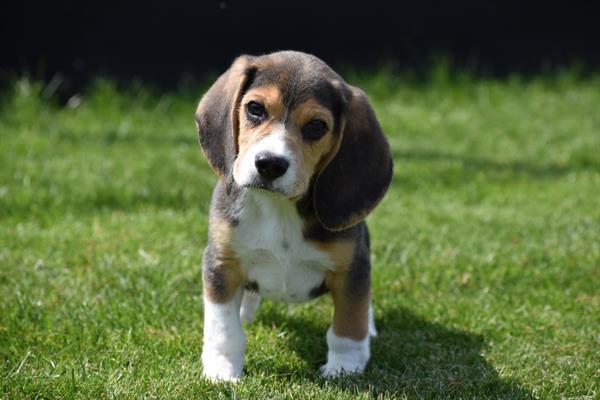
[202,350,243,382]
[319,355,366,378]
[321,327,370,379]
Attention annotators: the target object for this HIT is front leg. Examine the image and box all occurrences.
[321,268,374,378]
[201,247,246,382]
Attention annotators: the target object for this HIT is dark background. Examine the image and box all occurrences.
[1,1,599,89]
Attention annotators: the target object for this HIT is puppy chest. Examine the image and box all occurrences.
[244,254,326,303]
[232,193,333,303]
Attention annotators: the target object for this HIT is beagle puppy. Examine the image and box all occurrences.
[195,51,392,381]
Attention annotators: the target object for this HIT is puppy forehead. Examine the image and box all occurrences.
[249,63,341,117]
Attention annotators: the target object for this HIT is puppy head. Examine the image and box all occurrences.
[196,51,392,230]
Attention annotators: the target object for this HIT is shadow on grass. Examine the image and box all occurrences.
[254,305,532,399]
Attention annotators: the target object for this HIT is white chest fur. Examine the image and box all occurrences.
[232,190,334,303]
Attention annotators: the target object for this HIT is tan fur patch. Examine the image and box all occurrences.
[203,215,245,303]
[325,271,370,341]
[209,215,235,254]
[203,260,244,304]
[312,240,354,271]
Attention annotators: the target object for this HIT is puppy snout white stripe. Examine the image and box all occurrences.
[234,126,298,193]
[256,126,290,159]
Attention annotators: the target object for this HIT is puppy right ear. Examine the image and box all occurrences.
[195,55,256,177]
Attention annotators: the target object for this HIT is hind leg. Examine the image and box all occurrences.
[239,289,261,324]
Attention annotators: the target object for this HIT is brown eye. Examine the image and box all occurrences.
[246,101,267,122]
[302,119,328,140]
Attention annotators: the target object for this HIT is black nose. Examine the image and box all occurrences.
[255,152,289,181]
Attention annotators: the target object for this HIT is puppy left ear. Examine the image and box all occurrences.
[314,85,393,231]
[195,55,256,178]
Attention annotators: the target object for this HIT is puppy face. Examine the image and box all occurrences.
[232,77,341,199]
[196,51,393,231]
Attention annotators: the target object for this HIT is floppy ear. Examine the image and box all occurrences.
[314,85,393,231]
[195,55,256,177]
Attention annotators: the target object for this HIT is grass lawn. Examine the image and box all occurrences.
[1,70,598,399]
